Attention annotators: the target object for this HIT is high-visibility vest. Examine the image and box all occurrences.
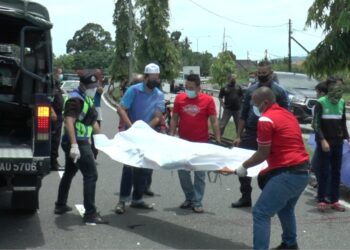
[64,90,95,140]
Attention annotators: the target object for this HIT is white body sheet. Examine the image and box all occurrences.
[94,120,267,177]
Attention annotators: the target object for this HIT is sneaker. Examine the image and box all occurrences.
[272,242,299,249]
[179,200,193,209]
[115,202,126,214]
[144,188,154,196]
[83,212,109,225]
[231,197,252,208]
[54,204,73,215]
[130,201,153,209]
[330,202,345,212]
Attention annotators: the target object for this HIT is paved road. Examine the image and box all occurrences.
[1,92,350,249]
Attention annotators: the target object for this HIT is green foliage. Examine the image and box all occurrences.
[134,0,181,80]
[66,23,114,54]
[210,51,236,87]
[54,54,75,72]
[305,0,350,76]
[73,50,114,72]
[111,0,134,82]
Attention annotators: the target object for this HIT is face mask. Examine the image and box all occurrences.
[328,86,344,104]
[230,80,236,85]
[85,87,97,98]
[58,74,63,81]
[146,80,158,90]
[185,89,197,99]
[249,77,255,83]
[253,105,261,117]
[258,74,270,83]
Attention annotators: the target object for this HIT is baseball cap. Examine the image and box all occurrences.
[80,72,99,88]
[144,63,160,74]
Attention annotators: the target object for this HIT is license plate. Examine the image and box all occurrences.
[0,161,38,173]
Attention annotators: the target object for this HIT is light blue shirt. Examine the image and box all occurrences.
[120,82,165,124]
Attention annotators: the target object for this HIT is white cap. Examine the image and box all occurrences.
[144,63,160,74]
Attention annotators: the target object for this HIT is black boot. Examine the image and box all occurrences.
[231,197,252,208]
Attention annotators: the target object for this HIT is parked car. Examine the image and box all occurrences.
[62,73,79,81]
[60,80,80,96]
[274,71,319,124]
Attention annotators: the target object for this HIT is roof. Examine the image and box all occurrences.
[0,0,52,29]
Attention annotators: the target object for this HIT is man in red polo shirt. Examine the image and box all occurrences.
[170,73,221,213]
[234,87,309,250]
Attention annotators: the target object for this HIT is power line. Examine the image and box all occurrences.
[187,0,288,29]
[293,29,323,38]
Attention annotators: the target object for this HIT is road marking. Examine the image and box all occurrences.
[102,92,116,111]
[58,170,64,178]
[75,204,85,217]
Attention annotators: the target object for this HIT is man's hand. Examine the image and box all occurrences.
[321,139,330,152]
[70,144,80,163]
[233,137,241,146]
[234,165,247,177]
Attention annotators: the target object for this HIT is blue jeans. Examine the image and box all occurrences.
[317,143,343,203]
[252,172,308,250]
[56,141,98,216]
[119,165,151,203]
[178,170,205,207]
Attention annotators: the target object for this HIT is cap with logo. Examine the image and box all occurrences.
[80,72,98,88]
[144,63,160,74]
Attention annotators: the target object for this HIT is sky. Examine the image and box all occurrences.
[35,0,324,61]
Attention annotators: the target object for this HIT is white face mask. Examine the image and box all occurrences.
[85,87,97,98]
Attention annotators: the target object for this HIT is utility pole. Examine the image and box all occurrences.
[222,28,226,52]
[127,0,133,82]
[288,19,292,72]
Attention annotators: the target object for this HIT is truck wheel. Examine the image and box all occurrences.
[11,190,38,214]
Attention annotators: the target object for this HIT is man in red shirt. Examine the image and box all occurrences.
[170,74,221,213]
[234,87,309,250]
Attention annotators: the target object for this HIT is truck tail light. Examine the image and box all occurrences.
[36,105,50,140]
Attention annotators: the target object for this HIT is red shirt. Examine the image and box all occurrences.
[173,92,217,142]
[257,103,309,175]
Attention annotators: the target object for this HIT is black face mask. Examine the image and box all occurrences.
[258,74,270,83]
[146,80,158,90]
[230,80,236,85]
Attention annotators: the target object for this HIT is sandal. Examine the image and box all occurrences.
[331,202,345,212]
[192,206,204,213]
[317,202,328,212]
[115,202,125,214]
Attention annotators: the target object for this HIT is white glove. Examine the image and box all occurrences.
[70,144,80,163]
[236,165,248,177]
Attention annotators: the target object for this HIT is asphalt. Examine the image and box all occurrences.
[0,88,350,249]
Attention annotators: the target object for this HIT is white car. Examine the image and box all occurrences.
[60,80,80,95]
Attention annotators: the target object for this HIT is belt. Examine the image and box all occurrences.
[270,161,310,176]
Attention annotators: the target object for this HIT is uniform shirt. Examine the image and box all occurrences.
[257,103,309,175]
[313,96,349,145]
[173,92,217,142]
[218,83,243,111]
[120,82,165,125]
[240,81,289,131]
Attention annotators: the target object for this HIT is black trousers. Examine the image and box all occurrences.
[51,116,63,162]
[238,130,258,198]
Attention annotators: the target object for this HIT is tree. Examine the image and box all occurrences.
[66,23,114,54]
[210,51,236,87]
[111,0,133,82]
[304,0,350,76]
[54,54,75,72]
[134,0,180,80]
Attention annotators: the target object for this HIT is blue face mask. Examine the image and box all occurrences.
[58,74,63,81]
[253,105,261,117]
[185,89,197,99]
